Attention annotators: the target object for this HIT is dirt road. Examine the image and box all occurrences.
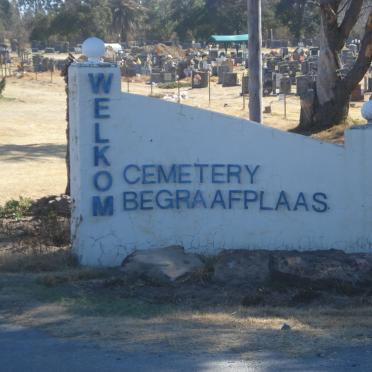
[1,320,371,372]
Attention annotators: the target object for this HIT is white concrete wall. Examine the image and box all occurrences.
[69,62,372,266]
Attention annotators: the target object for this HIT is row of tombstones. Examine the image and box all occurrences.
[147,67,369,102]
[32,55,67,72]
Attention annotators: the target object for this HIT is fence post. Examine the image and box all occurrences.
[208,72,211,105]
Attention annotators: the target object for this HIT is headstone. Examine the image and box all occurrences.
[308,61,318,74]
[151,72,161,83]
[263,70,273,96]
[309,47,319,56]
[367,78,372,92]
[273,72,282,95]
[279,75,291,94]
[242,75,249,94]
[217,64,231,84]
[160,71,176,83]
[192,70,208,88]
[222,72,238,87]
[209,49,218,60]
[278,63,289,74]
[280,47,289,58]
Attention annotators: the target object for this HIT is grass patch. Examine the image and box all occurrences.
[158,81,191,89]
[64,295,175,318]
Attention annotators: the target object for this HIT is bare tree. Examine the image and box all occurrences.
[61,54,76,196]
[299,0,372,130]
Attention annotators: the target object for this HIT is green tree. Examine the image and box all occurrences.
[48,0,112,42]
[168,0,206,41]
[275,0,319,43]
[29,12,51,42]
[142,0,174,41]
[0,0,13,39]
[110,0,144,42]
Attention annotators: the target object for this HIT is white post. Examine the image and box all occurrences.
[69,37,122,265]
[247,0,263,123]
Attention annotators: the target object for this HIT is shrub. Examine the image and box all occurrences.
[0,196,33,220]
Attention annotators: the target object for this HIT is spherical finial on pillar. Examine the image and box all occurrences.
[82,37,105,62]
[362,98,372,124]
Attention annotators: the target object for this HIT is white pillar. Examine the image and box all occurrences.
[69,37,122,265]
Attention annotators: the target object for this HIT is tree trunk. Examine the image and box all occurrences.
[298,2,372,132]
[299,12,349,130]
[61,54,76,196]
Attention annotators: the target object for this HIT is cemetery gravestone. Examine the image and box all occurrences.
[192,71,208,89]
[242,75,249,95]
[217,64,231,84]
[160,72,176,83]
[279,75,291,95]
[222,72,238,87]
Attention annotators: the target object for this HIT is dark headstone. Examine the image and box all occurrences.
[280,47,289,58]
[192,70,208,88]
[217,64,232,84]
[150,73,161,83]
[367,78,372,92]
[278,63,289,74]
[209,49,218,60]
[263,70,273,96]
[160,71,176,83]
[242,75,249,94]
[280,75,291,94]
[309,47,319,56]
[222,72,238,87]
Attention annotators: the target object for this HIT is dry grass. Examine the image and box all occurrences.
[0,268,371,358]
[6,296,372,357]
[0,246,73,272]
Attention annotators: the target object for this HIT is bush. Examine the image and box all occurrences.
[0,196,33,220]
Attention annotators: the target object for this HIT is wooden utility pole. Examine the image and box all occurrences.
[247,0,262,122]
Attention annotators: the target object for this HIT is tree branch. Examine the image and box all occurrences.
[345,10,372,92]
[338,0,363,42]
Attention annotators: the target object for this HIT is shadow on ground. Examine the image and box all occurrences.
[0,143,66,161]
[0,321,371,372]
